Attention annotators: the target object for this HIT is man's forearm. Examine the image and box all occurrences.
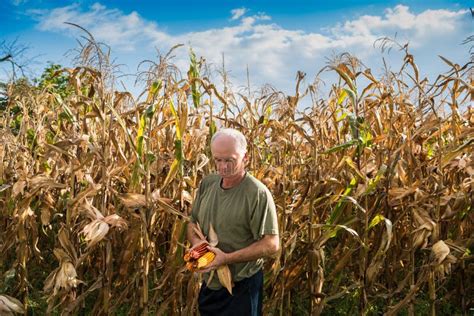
[186,222,205,246]
[225,235,279,265]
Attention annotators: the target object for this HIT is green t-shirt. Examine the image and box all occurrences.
[191,172,279,290]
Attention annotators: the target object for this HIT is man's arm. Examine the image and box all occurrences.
[201,234,279,271]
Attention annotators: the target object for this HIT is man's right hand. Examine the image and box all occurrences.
[186,222,207,248]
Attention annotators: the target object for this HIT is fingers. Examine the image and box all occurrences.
[193,240,208,248]
[206,245,220,253]
[196,261,217,273]
[188,241,208,253]
[197,266,213,273]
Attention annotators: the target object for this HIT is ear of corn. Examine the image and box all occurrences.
[197,251,216,269]
[184,246,215,271]
[188,243,209,260]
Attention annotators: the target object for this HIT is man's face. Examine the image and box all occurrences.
[211,136,246,178]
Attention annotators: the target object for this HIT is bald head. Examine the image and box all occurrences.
[211,128,247,157]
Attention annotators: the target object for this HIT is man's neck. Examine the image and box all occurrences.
[221,171,246,189]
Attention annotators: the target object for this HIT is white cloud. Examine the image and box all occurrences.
[29,3,169,51]
[334,5,467,46]
[231,7,247,20]
[30,3,470,93]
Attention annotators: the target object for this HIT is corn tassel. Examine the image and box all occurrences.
[197,251,215,269]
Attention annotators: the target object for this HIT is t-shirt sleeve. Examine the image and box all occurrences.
[250,188,279,240]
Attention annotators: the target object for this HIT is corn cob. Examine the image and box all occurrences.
[188,242,209,260]
[196,251,215,269]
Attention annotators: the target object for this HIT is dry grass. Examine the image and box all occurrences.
[0,34,473,315]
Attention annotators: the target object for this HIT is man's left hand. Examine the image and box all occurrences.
[197,246,229,273]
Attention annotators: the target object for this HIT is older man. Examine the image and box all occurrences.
[186,128,279,316]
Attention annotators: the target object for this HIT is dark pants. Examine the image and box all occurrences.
[198,270,263,316]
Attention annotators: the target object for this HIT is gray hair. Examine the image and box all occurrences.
[211,128,247,156]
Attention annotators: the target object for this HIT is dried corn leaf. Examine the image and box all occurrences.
[431,240,450,264]
[0,184,11,193]
[58,228,78,263]
[40,206,51,226]
[217,265,233,295]
[208,223,218,247]
[29,175,67,191]
[196,153,209,171]
[103,214,128,230]
[0,295,25,314]
[83,219,110,248]
[12,179,26,197]
[118,193,146,208]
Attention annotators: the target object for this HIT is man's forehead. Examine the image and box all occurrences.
[213,134,235,144]
[211,136,237,149]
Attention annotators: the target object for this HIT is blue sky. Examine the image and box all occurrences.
[1,0,472,97]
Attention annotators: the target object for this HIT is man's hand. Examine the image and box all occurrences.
[186,222,207,248]
[185,240,209,262]
[189,240,208,250]
[196,246,228,273]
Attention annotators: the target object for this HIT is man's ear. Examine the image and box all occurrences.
[243,152,249,164]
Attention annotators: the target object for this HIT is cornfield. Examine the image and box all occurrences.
[0,32,473,315]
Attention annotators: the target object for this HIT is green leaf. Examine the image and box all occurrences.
[209,119,217,139]
[337,89,348,105]
[348,113,359,141]
[313,222,367,248]
[369,214,385,230]
[364,164,387,195]
[162,159,179,189]
[264,104,272,125]
[145,103,157,119]
[359,128,373,147]
[131,161,143,189]
[136,115,146,157]
[336,111,348,122]
[56,93,76,123]
[26,128,37,148]
[343,88,357,106]
[41,161,52,173]
[145,152,156,164]
[188,49,201,108]
[169,99,181,140]
[175,140,183,170]
[45,131,55,144]
[146,80,162,104]
[327,177,357,225]
[323,139,358,154]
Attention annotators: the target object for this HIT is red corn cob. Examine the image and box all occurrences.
[188,242,209,260]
